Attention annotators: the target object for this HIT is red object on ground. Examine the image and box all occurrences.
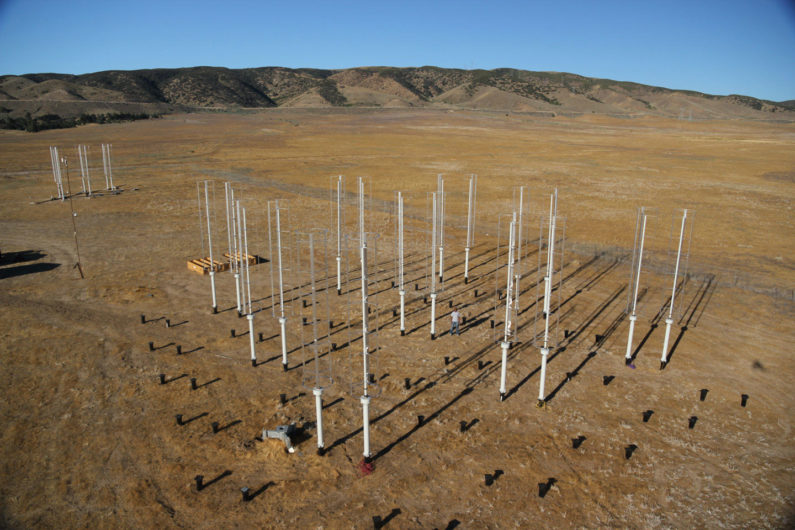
[358,459,375,476]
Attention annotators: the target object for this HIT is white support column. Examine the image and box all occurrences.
[247,313,256,365]
[499,341,509,401]
[314,387,324,453]
[537,347,549,406]
[626,210,647,365]
[336,256,342,295]
[361,395,371,459]
[399,290,406,336]
[661,209,688,369]
[464,247,470,284]
[279,317,288,370]
[204,182,217,313]
[430,292,437,339]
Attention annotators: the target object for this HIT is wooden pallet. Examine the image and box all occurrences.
[187,252,256,275]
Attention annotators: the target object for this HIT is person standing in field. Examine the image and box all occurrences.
[450,307,461,335]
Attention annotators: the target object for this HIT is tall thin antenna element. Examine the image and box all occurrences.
[437,174,445,283]
[537,188,559,407]
[274,201,288,371]
[358,176,372,463]
[397,191,406,336]
[101,144,114,190]
[241,205,257,366]
[464,174,477,284]
[49,146,65,200]
[336,175,343,295]
[430,191,438,340]
[661,209,693,369]
[230,187,242,315]
[498,211,517,401]
[204,181,218,313]
[61,156,84,278]
[625,207,648,365]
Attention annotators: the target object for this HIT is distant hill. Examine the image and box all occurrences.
[1,66,793,127]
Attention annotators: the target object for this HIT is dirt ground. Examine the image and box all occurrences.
[0,109,793,528]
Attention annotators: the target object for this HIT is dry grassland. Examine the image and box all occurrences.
[0,109,793,528]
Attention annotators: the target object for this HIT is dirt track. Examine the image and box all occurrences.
[0,109,793,527]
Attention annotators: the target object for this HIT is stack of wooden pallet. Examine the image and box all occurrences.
[187,252,256,275]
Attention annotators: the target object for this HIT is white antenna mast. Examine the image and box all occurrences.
[336,175,343,295]
[498,212,517,401]
[661,209,693,369]
[537,188,558,407]
[437,174,445,283]
[204,181,218,313]
[275,202,288,371]
[49,146,65,200]
[241,205,256,366]
[430,191,438,340]
[230,187,242,316]
[397,191,406,336]
[358,176,372,463]
[514,186,526,318]
[464,174,477,284]
[625,207,648,365]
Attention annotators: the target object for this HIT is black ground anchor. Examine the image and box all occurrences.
[240,487,250,502]
[176,414,184,426]
[688,416,698,429]
[741,394,749,407]
[642,410,654,423]
[572,435,586,449]
[700,389,708,401]
[140,314,146,324]
[190,378,197,390]
[404,378,411,390]
[230,329,236,338]
[195,475,204,491]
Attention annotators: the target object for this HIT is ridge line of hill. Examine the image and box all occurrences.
[1,66,793,127]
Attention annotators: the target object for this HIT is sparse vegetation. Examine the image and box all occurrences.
[316,79,347,106]
[0,111,159,132]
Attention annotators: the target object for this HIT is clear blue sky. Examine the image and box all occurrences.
[1,0,793,101]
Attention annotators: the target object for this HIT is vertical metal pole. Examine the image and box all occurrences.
[398,192,405,335]
[204,182,217,313]
[430,191,437,339]
[661,209,687,368]
[84,146,92,196]
[230,188,241,314]
[438,175,444,282]
[242,207,256,364]
[336,176,342,295]
[276,205,288,370]
[626,209,647,363]
[464,175,475,283]
[515,187,525,315]
[314,387,324,452]
[361,394,371,459]
[499,213,516,401]
[539,190,557,406]
[107,144,114,190]
[235,200,244,315]
[358,177,372,462]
